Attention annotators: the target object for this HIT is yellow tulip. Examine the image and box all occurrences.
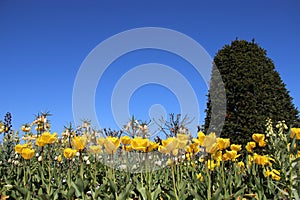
[158,137,179,156]
[223,150,240,161]
[147,141,159,152]
[192,131,205,145]
[253,153,274,166]
[216,138,230,150]
[245,141,256,153]
[123,145,132,152]
[198,131,206,145]
[36,132,58,147]
[176,134,189,148]
[15,143,28,154]
[230,144,242,152]
[21,148,35,160]
[63,148,77,159]
[265,169,280,181]
[202,132,216,147]
[252,133,265,142]
[103,137,120,154]
[206,143,218,154]
[212,150,222,162]
[120,136,131,145]
[237,161,245,168]
[72,135,87,151]
[97,137,105,146]
[89,145,102,154]
[36,137,47,147]
[290,128,300,140]
[258,140,266,147]
[131,137,149,152]
[185,143,200,155]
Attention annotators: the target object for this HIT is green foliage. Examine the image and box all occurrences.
[203,39,299,146]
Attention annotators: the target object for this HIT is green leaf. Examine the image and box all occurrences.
[108,179,117,194]
[71,181,82,197]
[67,185,75,199]
[136,183,148,200]
[38,188,43,196]
[14,186,28,196]
[75,176,84,193]
[67,169,71,189]
[25,191,31,200]
[151,185,161,200]
[118,182,132,200]
[233,186,246,199]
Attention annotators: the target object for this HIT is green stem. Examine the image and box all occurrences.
[171,164,179,200]
[206,165,212,200]
[94,155,97,186]
[28,160,31,190]
[222,160,228,197]
[80,150,84,180]
[23,159,26,187]
[48,146,51,184]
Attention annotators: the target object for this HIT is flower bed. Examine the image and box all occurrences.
[0,114,299,199]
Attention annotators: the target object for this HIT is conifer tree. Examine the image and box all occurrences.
[203,39,299,145]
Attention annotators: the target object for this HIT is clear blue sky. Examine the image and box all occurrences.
[1,0,299,136]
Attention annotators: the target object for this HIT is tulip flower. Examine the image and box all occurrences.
[103,137,120,154]
[21,148,35,160]
[290,128,300,140]
[72,135,87,151]
[64,148,77,159]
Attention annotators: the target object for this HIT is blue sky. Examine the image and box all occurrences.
[0,0,299,137]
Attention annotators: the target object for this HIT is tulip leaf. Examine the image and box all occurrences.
[151,185,161,200]
[71,181,82,197]
[136,183,148,200]
[118,182,132,200]
[233,186,246,199]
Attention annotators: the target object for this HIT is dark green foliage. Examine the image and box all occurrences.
[203,39,299,146]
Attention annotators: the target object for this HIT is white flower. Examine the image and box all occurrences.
[83,156,89,161]
[154,161,162,166]
[36,153,39,157]
[86,160,90,165]
[76,152,80,157]
[38,156,43,162]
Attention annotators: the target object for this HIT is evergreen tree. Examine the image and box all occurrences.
[203,39,299,146]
